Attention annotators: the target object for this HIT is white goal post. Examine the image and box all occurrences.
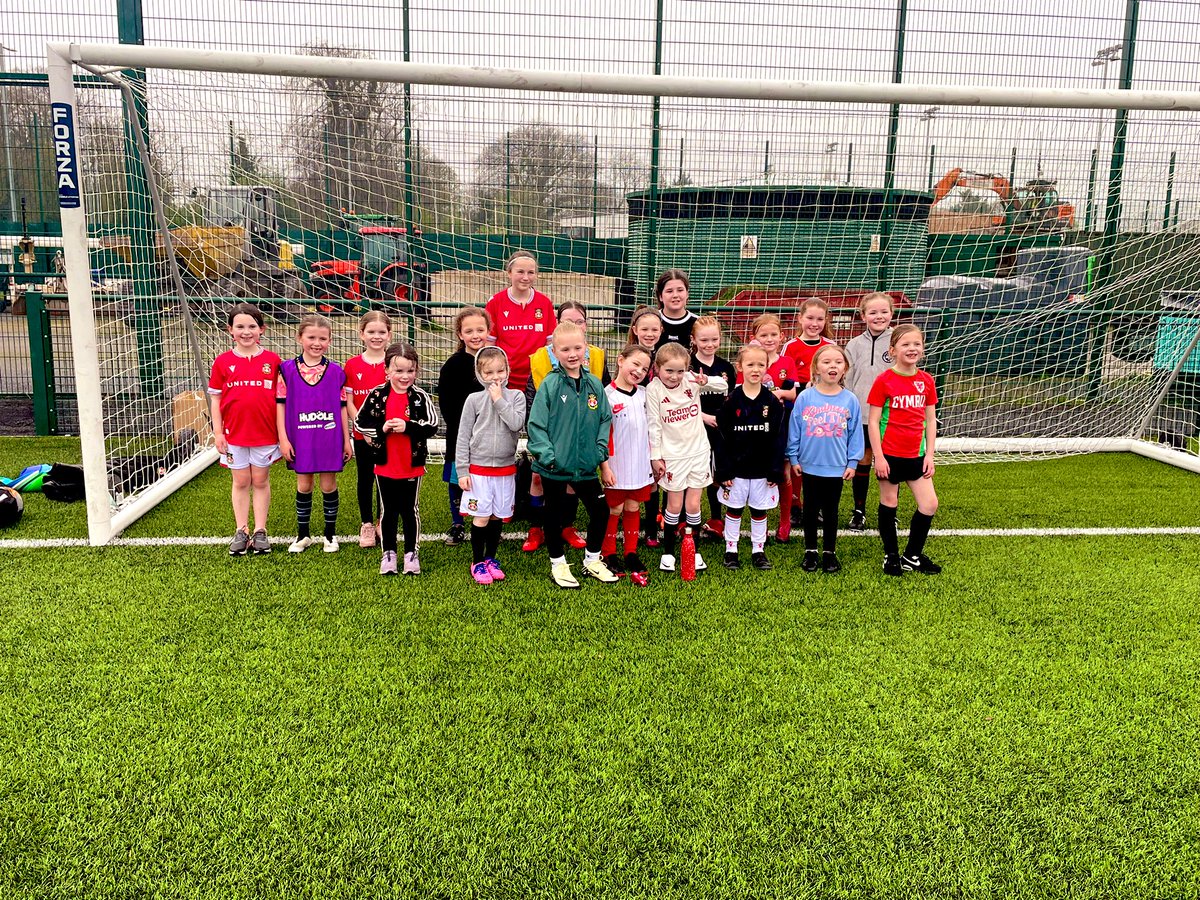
[46,42,1200,546]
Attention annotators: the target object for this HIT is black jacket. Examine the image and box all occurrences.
[355,382,440,469]
[715,385,787,485]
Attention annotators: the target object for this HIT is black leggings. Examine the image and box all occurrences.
[542,477,608,557]
[801,473,844,553]
[377,475,421,554]
[354,438,384,524]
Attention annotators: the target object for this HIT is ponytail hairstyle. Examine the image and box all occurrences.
[797,297,835,341]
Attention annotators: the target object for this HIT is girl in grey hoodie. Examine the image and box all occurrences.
[455,348,526,584]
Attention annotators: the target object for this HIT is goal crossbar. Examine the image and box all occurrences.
[53,42,1200,112]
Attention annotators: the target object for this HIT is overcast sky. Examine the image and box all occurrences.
[9,0,1200,226]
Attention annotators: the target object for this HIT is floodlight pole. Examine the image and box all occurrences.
[0,45,17,221]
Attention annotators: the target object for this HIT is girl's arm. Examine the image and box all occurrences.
[455,399,478,489]
[355,388,384,445]
[697,374,728,394]
[868,405,889,479]
[787,401,803,478]
[923,405,937,478]
[209,393,227,455]
[341,401,352,461]
[276,401,294,462]
[405,391,441,440]
[525,385,556,472]
[845,399,864,474]
[498,389,527,433]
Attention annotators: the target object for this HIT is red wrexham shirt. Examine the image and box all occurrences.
[486,288,554,392]
[784,337,835,387]
[867,368,938,457]
[343,354,387,440]
[208,349,281,447]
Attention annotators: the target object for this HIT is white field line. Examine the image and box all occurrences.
[3,526,1200,550]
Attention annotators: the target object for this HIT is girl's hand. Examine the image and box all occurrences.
[875,457,890,480]
[600,462,616,488]
[693,372,708,386]
[722,479,733,488]
[385,417,405,433]
[280,439,295,462]
[791,463,803,480]
[843,467,856,481]
[215,435,228,455]
[487,382,503,402]
[343,440,353,462]
[652,459,666,480]
[458,475,472,492]
[923,456,935,479]
[701,413,717,428]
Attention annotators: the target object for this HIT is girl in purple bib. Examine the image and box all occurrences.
[276,314,352,553]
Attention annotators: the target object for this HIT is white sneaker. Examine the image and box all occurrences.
[288,536,315,553]
[323,537,339,553]
[551,562,580,589]
[582,557,619,583]
[695,552,707,571]
[660,554,676,572]
[403,550,421,575]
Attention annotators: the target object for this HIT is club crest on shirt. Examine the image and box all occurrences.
[684,388,694,400]
[534,308,544,319]
[467,498,478,511]
[262,363,272,375]
[587,393,598,410]
[883,350,895,364]
[915,381,926,393]
[762,406,769,417]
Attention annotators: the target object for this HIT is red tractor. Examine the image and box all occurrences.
[310,220,429,315]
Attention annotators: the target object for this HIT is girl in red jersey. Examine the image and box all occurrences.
[784,297,836,386]
[867,324,941,576]
[344,310,392,548]
[485,251,555,394]
[208,302,282,556]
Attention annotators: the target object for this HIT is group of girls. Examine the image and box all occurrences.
[208,251,941,584]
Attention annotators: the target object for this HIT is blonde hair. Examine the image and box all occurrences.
[552,321,586,345]
[654,341,689,368]
[810,343,849,386]
[504,250,538,271]
[890,323,924,351]
[859,291,894,314]
[474,346,509,379]
[736,343,769,367]
[297,313,333,336]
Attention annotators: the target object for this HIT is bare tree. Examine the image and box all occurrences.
[284,44,461,230]
[469,124,599,233]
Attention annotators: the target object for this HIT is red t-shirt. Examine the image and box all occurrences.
[374,388,425,480]
[784,337,835,387]
[735,354,797,392]
[867,368,938,457]
[485,288,554,392]
[208,349,281,447]
[343,354,388,439]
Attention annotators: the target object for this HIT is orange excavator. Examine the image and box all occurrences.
[930,168,1074,233]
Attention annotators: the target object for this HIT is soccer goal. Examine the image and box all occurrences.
[47,42,1200,545]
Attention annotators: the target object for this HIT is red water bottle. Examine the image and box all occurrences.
[680,527,696,581]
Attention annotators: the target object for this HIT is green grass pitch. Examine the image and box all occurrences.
[2,437,1200,898]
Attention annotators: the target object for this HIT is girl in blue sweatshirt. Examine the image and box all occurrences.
[787,344,864,574]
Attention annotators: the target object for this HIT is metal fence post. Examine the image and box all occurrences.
[25,289,58,435]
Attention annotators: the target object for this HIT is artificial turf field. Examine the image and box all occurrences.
[2,437,1199,898]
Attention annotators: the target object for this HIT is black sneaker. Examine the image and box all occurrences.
[751,551,773,571]
[789,506,803,529]
[624,551,648,575]
[603,553,626,577]
[444,523,466,546]
[901,553,942,575]
[801,550,820,572]
[883,554,904,576]
[847,509,867,532]
[722,551,741,570]
[822,552,841,574]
